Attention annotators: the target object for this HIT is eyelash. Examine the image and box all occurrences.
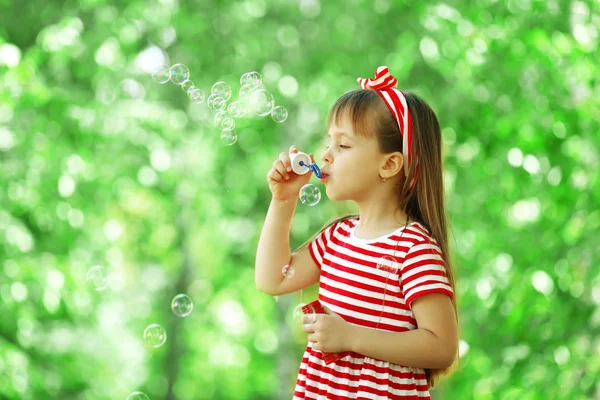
[325,144,350,150]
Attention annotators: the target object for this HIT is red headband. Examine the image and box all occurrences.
[357,66,418,192]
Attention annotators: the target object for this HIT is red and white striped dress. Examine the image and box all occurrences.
[293,217,454,399]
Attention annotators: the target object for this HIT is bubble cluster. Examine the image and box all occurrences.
[150,65,289,146]
[150,63,205,105]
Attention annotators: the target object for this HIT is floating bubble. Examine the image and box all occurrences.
[143,324,167,348]
[181,80,194,92]
[171,294,194,317]
[220,130,238,146]
[211,81,232,101]
[220,115,235,131]
[86,266,109,291]
[299,184,321,206]
[239,83,256,98]
[376,255,400,274]
[293,303,306,324]
[240,72,250,85]
[271,106,288,123]
[151,65,170,84]
[293,303,316,324]
[170,64,190,85]
[247,89,275,116]
[207,94,226,111]
[189,88,205,104]
[126,392,150,400]
[227,100,247,118]
[282,264,295,278]
[240,71,262,91]
[214,110,228,125]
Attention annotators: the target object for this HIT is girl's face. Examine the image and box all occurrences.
[320,115,384,202]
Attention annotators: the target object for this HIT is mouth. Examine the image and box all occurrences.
[320,173,330,181]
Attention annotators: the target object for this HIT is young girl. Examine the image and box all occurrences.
[255,66,459,399]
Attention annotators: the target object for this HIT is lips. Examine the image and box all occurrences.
[320,173,330,180]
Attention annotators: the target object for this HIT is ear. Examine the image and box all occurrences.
[380,151,404,179]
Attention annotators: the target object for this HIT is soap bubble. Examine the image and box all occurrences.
[220,130,238,146]
[207,94,226,111]
[376,255,400,274]
[86,266,109,291]
[239,83,256,98]
[220,115,235,131]
[126,392,150,400]
[271,106,288,123]
[211,81,232,101]
[240,71,262,90]
[294,303,316,324]
[293,303,306,324]
[299,184,321,206]
[282,264,295,278]
[151,65,170,84]
[171,294,194,317]
[247,89,275,116]
[170,64,190,85]
[143,324,167,348]
[227,100,247,118]
[181,80,194,92]
[214,110,228,125]
[189,88,205,104]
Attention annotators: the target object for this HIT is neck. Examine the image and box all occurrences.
[354,181,410,234]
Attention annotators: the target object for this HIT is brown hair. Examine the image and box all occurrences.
[295,88,460,389]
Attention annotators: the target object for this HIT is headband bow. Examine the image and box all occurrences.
[357,66,418,192]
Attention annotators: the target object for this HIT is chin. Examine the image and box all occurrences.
[324,186,349,202]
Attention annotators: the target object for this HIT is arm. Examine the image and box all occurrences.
[254,198,320,296]
[255,146,321,296]
[348,293,458,369]
[254,198,296,294]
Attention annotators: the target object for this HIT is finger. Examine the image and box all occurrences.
[308,334,317,343]
[289,145,298,154]
[322,306,334,315]
[302,324,315,333]
[273,160,290,180]
[279,151,293,173]
[310,153,315,162]
[267,163,286,181]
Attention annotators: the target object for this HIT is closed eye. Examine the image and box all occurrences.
[324,144,351,150]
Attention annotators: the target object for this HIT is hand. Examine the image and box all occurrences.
[267,145,315,202]
[302,306,354,353]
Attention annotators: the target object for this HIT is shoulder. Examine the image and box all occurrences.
[325,216,358,235]
[403,222,442,255]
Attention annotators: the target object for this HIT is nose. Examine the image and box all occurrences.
[321,146,332,164]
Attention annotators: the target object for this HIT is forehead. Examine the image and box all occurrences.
[327,114,354,136]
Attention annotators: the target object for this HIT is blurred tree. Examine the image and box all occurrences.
[0,0,598,399]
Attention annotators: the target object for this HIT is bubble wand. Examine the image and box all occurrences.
[289,151,323,179]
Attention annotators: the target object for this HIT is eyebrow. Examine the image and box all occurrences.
[327,132,352,139]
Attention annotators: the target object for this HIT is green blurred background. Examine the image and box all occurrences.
[0,0,599,399]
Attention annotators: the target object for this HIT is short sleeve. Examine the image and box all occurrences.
[308,221,339,270]
[400,239,454,308]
